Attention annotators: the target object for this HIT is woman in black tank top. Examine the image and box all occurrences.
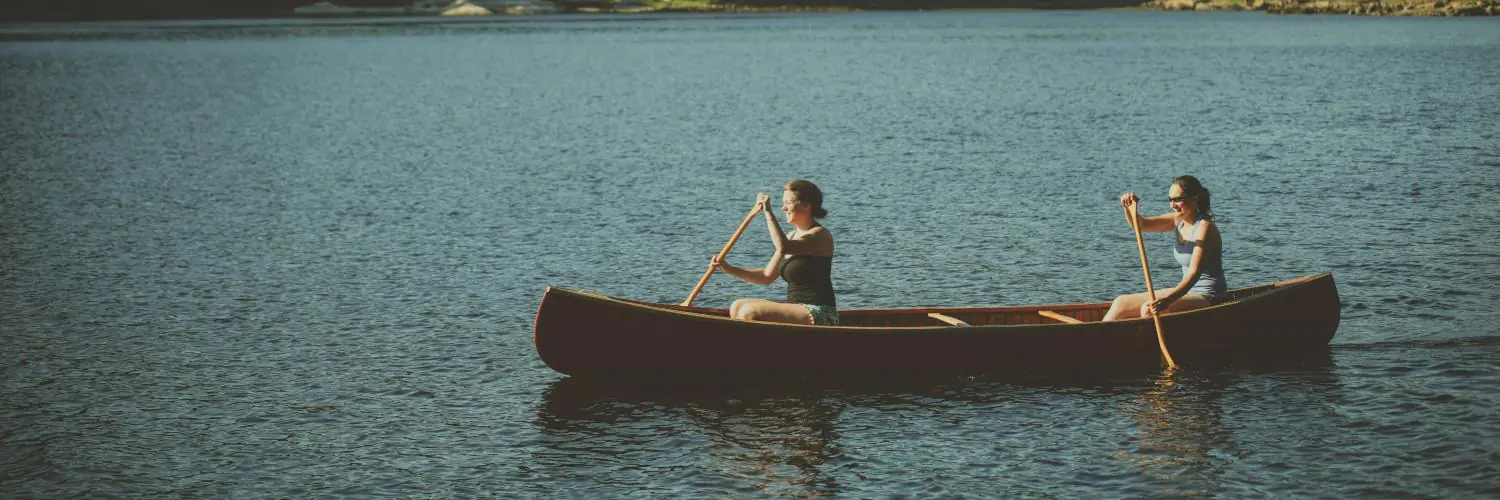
[711,180,839,325]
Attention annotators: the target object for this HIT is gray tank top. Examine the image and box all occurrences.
[1173,217,1228,299]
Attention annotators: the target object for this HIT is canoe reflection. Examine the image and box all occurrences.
[535,377,846,496]
[532,351,1335,496]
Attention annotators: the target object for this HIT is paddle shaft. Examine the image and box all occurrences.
[682,204,763,307]
[1125,201,1179,370]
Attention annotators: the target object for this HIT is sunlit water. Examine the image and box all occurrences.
[2,12,1498,497]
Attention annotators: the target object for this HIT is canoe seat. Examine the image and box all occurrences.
[1038,310,1084,324]
[927,312,971,327]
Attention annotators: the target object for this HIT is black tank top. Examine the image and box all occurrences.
[779,254,836,307]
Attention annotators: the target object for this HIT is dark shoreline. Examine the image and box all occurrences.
[1144,0,1496,15]
[1,0,1493,22]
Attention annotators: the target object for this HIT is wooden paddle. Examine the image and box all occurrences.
[1124,198,1179,370]
[681,203,763,307]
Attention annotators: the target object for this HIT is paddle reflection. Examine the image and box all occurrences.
[534,377,844,497]
[1115,350,1336,496]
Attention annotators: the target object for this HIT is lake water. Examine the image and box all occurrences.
[2,11,1498,497]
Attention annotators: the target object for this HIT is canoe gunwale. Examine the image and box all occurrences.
[541,272,1333,332]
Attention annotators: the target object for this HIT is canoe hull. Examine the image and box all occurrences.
[534,274,1340,377]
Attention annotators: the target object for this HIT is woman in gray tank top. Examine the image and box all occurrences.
[711,179,839,325]
[1102,175,1229,321]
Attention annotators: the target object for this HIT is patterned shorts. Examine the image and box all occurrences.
[802,304,840,326]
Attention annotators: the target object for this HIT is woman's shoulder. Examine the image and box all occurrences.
[799,225,832,238]
[814,225,835,245]
[794,226,834,256]
[1196,217,1221,242]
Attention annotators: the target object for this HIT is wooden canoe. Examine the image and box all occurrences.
[533,273,1340,377]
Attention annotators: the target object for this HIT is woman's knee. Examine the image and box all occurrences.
[1109,294,1140,319]
[731,299,761,321]
[730,301,809,324]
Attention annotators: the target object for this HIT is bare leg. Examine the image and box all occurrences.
[1103,291,1148,321]
[1137,294,1213,317]
[1102,290,1172,321]
[729,298,815,325]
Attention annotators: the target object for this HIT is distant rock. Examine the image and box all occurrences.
[442,2,493,15]
[1154,0,1196,8]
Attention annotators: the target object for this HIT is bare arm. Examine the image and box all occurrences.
[711,193,835,285]
[712,194,781,286]
[1120,192,1176,233]
[716,260,778,285]
[1136,213,1177,233]
[762,199,788,259]
[743,205,786,285]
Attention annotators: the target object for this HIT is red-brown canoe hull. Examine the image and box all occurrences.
[534,273,1340,377]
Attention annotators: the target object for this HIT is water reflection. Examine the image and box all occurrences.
[1116,373,1235,496]
[1115,351,1336,497]
[534,377,845,496]
[532,353,1339,497]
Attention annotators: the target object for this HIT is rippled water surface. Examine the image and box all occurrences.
[3,11,1498,497]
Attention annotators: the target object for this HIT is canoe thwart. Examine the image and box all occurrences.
[927,312,971,327]
[1038,310,1084,324]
